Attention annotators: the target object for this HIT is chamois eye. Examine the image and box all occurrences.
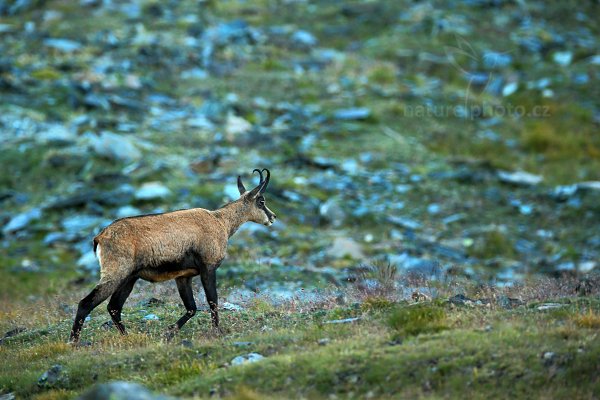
[258,198,265,205]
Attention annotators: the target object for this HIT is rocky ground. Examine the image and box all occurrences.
[1,281,599,399]
[0,0,599,398]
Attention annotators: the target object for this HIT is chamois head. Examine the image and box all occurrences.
[236,168,277,226]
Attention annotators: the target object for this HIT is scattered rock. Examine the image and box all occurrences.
[135,182,171,200]
[497,295,524,309]
[502,82,518,97]
[448,294,483,306]
[318,338,330,346]
[62,215,105,234]
[3,327,26,338]
[319,198,346,227]
[224,112,252,137]
[333,107,371,121]
[222,302,243,311]
[88,131,141,162]
[138,297,164,307]
[44,38,82,52]
[38,365,67,388]
[483,51,512,68]
[542,351,556,361]
[291,30,317,48]
[2,207,42,234]
[39,124,77,145]
[553,51,573,66]
[325,317,360,324]
[389,253,442,278]
[77,381,173,400]
[497,170,543,186]
[143,314,159,321]
[411,291,431,302]
[388,216,421,230]
[326,237,365,259]
[537,303,564,311]
[232,341,253,347]
[115,205,141,219]
[231,353,264,366]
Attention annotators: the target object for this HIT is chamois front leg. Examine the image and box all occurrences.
[200,267,220,331]
[166,276,197,341]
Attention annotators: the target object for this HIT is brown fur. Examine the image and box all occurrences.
[70,172,276,343]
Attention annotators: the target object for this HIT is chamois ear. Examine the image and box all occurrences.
[237,176,246,195]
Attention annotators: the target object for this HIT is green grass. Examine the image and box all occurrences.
[1,293,599,399]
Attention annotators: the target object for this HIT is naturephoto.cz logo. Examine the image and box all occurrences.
[402,35,551,119]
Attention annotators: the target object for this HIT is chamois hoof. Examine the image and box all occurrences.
[164,325,179,342]
[210,326,225,337]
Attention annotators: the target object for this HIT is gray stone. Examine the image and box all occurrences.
[62,215,104,234]
[502,82,518,97]
[224,112,252,137]
[324,317,360,324]
[38,364,66,388]
[88,131,141,162]
[553,51,573,66]
[537,303,564,311]
[333,107,371,120]
[231,352,264,366]
[39,124,76,145]
[319,198,345,227]
[135,182,171,200]
[3,207,42,234]
[143,314,159,321]
[388,253,442,278]
[578,261,596,273]
[291,30,317,47]
[326,237,364,259]
[115,205,141,219]
[222,302,243,311]
[44,38,82,52]
[77,381,173,400]
[388,215,421,230]
[497,170,543,186]
[482,51,512,68]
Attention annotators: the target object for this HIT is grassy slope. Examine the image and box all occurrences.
[1,1,600,398]
[0,294,599,399]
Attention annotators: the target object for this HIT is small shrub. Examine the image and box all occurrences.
[361,296,395,312]
[367,64,397,84]
[573,310,600,329]
[469,229,515,259]
[388,303,447,338]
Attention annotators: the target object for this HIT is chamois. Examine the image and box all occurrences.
[69,169,276,343]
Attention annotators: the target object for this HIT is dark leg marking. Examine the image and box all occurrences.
[107,277,138,335]
[70,280,120,343]
[166,277,197,341]
[174,276,197,330]
[201,268,219,328]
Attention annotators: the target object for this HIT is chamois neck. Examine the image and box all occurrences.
[211,200,248,237]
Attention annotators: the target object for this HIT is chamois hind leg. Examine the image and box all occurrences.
[166,277,197,340]
[70,278,122,343]
[200,268,219,329]
[107,277,138,335]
